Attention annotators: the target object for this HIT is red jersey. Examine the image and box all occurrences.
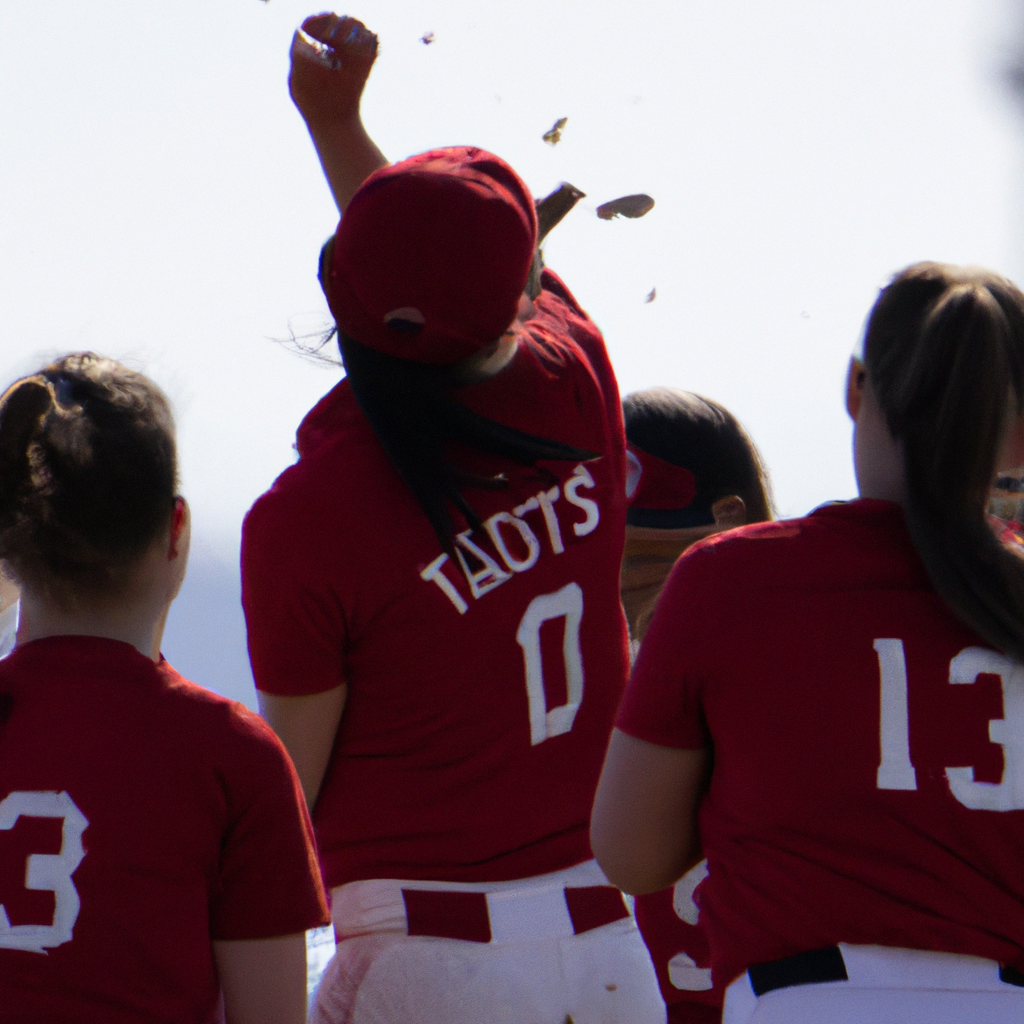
[242,270,629,888]
[0,636,328,1024]
[618,499,1024,988]
[634,872,723,1024]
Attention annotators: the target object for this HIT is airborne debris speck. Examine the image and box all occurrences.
[543,117,568,145]
[421,31,435,44]
[597,194,655,220]
[645,288,657,303]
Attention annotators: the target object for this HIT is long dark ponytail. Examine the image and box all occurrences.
[337,332,598,553]
[864,262,1024,660]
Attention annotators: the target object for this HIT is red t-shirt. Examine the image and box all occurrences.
[0,636,328,1024]
[618,499,1024,988]
[634,875,722,1024]
[242,270,629,888]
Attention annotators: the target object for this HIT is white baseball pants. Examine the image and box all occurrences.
[723,944,1024,1024]
[310,860,666,1024]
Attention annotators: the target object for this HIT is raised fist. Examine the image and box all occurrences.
[289,14,378,132]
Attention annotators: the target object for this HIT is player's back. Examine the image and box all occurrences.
[243,272,630,888]
[0,635,318,1024]
[633,498,1024,985]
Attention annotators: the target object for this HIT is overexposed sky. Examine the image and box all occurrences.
[2,0,1023,704]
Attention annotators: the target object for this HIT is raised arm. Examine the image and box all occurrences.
[289,13,388,213]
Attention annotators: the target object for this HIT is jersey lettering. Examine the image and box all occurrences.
[668,859,713,991]
[564,464,600,536]
[945,647,1024,811]
[874,638,918,791]
[418,465,602,614]
[484,512,541,573]
[454,531,511,599]
[534,487,565,554]
[516,583,584,745]
[420,554,469,614]
[0,791,88,954]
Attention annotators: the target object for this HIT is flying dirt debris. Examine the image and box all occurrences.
[543,117,568,146]
[596,194,655,220]
[421,31,435,44]
[645,287,657,303]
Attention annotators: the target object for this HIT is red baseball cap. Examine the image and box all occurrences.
[322,146,538,365]
[625,443,698,512]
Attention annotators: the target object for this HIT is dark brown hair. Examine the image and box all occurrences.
[623,388,774,526]
[0,353,178,604]
[337,332,598,554]
[864,262,1024,659]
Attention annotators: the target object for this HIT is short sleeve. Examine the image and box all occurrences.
[241,487,348,697]
[210,707,329,939]
[615,543,719,750]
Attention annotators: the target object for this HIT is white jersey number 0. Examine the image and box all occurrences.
[516,583,584,745]
[0,790,88,953]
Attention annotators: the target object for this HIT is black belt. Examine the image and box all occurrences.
[747,946,1024,997]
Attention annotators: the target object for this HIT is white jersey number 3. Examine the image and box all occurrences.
[667,859,713,991]
[0,791,88,953]
[516,583,584,745]
[875,640,1024,810]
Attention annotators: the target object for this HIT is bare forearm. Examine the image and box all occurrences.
[258,685,347,809]
[289,15,386,214]
[308,118,387,214]
[591,730,709,895]
[214,934,307,1024]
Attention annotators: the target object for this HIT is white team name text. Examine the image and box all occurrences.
[419,463,600,615]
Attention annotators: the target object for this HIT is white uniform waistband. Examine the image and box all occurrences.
[833,945,1017,991]
[330,860,627,945]
[724,944,1024,1024]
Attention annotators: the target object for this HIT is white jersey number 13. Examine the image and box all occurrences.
[875,639,1024,810]
[516,583,584,745]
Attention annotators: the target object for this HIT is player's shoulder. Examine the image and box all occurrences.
[530,269,609,366]
[242,381,402,551]
[154,666,306,825]
[680,515,813,572]
[677,498,920,591]
[537,267,585,315]
[156,663,284,758]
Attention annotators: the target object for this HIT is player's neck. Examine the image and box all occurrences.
[18,593,167,662]
[448,333,520,387]
[852,387,908,506]
[16,547,176,662]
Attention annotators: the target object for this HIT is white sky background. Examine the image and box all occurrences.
[2,0,1023,706]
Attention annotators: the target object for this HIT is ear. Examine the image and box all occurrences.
[846,357,866,421]
[169,497,190,561]
[711,495,746,528]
